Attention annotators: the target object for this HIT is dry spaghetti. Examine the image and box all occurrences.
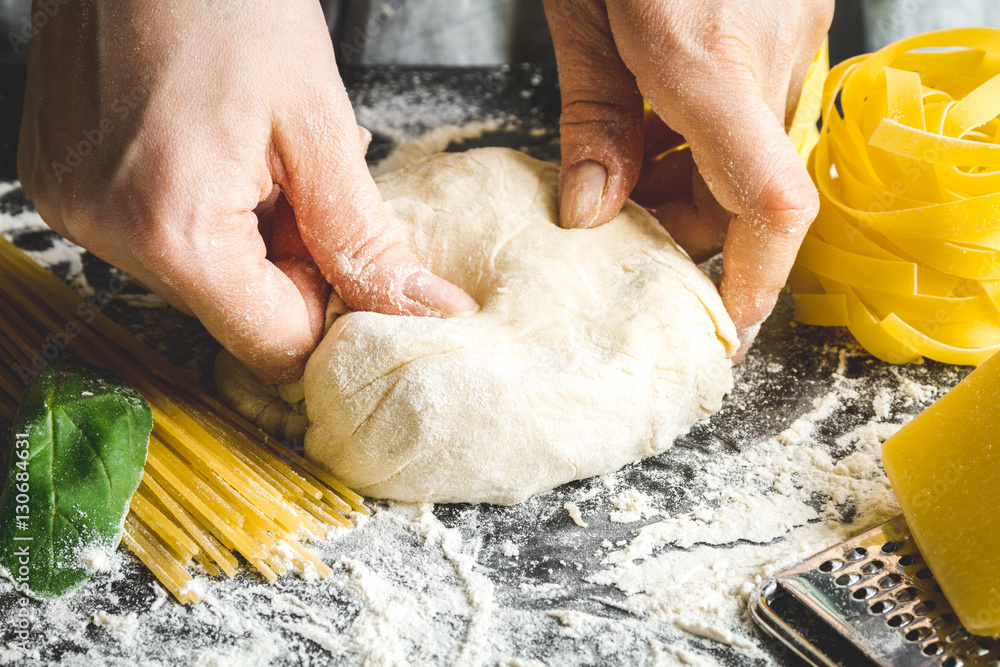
[0,235,366,603]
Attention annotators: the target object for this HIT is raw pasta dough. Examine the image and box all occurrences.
[300,148,737,504]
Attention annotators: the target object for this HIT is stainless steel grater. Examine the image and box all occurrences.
[750,515,1000,666]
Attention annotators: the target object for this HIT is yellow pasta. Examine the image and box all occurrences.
[0,235,365,603]
[791,27,1000,365]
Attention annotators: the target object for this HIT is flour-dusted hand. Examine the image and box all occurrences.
[543,0,833,359]
[18,0,478,383]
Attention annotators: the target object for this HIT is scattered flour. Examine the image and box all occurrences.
[891,367,939,404]
[92,610,138,632]
[0,340,959,666]
[873,387,893,420]
[0,122,969,665]
[584,347,940,654]
[563,502,588,528]
[78,546,113,573]
[547,609,597,630]
[608,488,660,523]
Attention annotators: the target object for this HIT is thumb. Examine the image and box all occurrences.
[275,88,478,319]
[544,0,644,229]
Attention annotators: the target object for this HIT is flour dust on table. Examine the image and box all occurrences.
[0,108,972,665]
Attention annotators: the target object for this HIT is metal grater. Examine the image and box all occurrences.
[750,515,1000,666]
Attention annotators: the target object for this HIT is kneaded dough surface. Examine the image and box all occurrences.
[304,147,737,505]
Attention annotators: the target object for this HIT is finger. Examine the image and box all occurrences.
[632,148,694,209]
[358,125,372,154]
[544,0,644,229]
[128,204,320,382]
[274,257,331,342]
[784,4,834,129]
[653,170,731,263]
[649,80,819,357]
[273,84,478,318]
[265,193,331,340]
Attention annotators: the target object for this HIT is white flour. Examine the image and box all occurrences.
[0,339,958,666]
[608,489,660,524]
[563,503,588,529]
[0,135,970,665]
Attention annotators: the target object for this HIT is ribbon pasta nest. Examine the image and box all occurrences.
[791,27,1000,366]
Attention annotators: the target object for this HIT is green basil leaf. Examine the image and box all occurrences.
[0,355,151,598]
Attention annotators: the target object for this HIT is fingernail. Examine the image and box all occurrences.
[403,271,480,317]
[358,126,373,153]
[738,322,762,352]
[561,160,607,229]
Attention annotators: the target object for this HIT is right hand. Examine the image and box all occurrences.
[544,0,832,359]
[18,0,478,383]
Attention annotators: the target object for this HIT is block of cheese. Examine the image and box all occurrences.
[882,351,1000,636]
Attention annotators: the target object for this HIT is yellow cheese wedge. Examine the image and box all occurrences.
[882,350,1000,636]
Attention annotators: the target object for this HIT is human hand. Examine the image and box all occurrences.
[18,0,478,383]
[543,0,833,359]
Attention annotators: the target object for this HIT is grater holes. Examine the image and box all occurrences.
[818,558,844,573]
[881,540,898,554]
[888,612,914,627]
[878,573,902,589]
[898,553,915,567]
[931,613,955,628]
[896,586,918,602]
[916,567,933,580]
[947,628,970,644]
[922,641,943,656]
[853,586,878,601]
[964,641,990,657]
[861,560,884,575]
[942,657,964,667]
[906,626,933,642]
[913,600,937,615]
[870,599,894,615]
[851,586,878,600]
[845,547,867,561]
[836,573,860,586]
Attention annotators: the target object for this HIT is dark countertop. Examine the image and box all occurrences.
[0,64,972,667]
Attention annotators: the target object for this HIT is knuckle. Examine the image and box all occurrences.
[346,222,406,268]
[755,171,819,235]
[117,166,200,271]
[560,99,643,143]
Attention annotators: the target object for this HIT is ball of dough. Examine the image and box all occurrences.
[304,147,737,505]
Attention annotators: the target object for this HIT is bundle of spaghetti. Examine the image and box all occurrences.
[0,235,367,603]
[791,27,1000,365]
